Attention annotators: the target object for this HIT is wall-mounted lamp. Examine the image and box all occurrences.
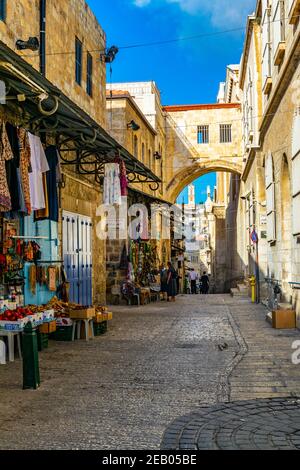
[101,45,119,63]
[16,37,40,51]
[127,120,140,131]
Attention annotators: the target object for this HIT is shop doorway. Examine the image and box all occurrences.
[62,211,92,306]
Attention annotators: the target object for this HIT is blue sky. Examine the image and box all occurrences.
[87,0,256,201]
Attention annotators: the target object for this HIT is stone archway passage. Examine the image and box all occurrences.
[161,398,300,450]
[165,162,242,203]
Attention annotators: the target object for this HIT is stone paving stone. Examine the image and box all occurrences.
[0,295,237,450]
[1,293,300,450]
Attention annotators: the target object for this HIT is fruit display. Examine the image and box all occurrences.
[0,306,33,321]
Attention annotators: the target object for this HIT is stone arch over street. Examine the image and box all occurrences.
[165,161,242,203]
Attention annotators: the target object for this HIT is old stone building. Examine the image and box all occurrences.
[0,0,108,303]
[239,0,300,324]
[105,85,171,300]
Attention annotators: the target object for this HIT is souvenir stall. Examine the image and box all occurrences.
[0,122,112,362]
[121,240,161,305]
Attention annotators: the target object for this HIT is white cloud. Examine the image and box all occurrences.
[169,0,256,27]
[134,0,152,6]
[133,0,256,27]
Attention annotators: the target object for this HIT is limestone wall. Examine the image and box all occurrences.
[0,0,106,127]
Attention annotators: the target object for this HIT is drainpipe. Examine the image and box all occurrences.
[40,0,46,76]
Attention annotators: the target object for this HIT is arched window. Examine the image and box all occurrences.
[148,148,152,168]
[265,152,276,243]
[141,142,145,162]
[134,136,138,159]
[292,107,300,235]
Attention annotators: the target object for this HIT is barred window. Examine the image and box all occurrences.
[0,1,6,21]
[220,124,232,143]
[197,125,209,144]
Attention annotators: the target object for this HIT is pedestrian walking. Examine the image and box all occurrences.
[188,268,198,294]
[160,264,168,301]
[200,271,210,294]
[166,261,177,302]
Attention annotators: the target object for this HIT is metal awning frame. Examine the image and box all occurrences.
[0,41,161,191]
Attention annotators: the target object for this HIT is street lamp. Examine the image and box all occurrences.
[127,120,140,131]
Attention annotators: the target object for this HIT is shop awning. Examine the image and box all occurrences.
[128,187,173,207]
[0,40,160,189]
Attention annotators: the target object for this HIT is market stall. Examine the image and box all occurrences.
[121,240,161,305]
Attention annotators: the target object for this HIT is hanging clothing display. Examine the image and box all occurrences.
[34,173,50,220]
[48,266,57,292]
[18,128,32,215]
[5,123,21,214]
[0,122,13,212]
[35,145,60,222]
[28,132,49,211]
[103,163,121,205]
[119,159,128,197]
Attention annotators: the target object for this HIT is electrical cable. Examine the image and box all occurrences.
[18,14,300,59]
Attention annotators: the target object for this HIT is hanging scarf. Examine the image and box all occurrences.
[119,159,128,196]
[0,121,13,212]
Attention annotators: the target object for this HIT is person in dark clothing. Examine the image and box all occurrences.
[166,261,177,302]
[160,264,168,301]
[200,271,210,294]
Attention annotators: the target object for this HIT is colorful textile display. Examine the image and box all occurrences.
[119,159,128,196]
[18,128,32,215]
[0,122,13,212]
[34,145,60,222]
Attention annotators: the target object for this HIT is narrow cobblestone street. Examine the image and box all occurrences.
[0,294,300,450]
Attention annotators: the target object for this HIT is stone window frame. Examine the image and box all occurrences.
[197,125,209,144]
[220,124,232,144]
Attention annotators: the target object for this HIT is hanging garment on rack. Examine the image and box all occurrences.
[0,122,13,212]
[119,159,128,197]
[35,145,59,222]
[19,128,32,215]
[29,264,37,295]
[5,123,21,214]
[103,163,121,205]
[48,266,57,292]
[34,173,49,220]
[28,132,49,210]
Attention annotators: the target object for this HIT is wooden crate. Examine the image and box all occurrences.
[272,310,296,329]
[69,307,95,319]
[39,320,57,334]
[107,312,113,321]
[94,313,104,324]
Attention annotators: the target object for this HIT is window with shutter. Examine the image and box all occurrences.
[292,108,300,235]
[265,152,276,242]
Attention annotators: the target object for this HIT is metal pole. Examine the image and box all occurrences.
[23,322,40,390]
